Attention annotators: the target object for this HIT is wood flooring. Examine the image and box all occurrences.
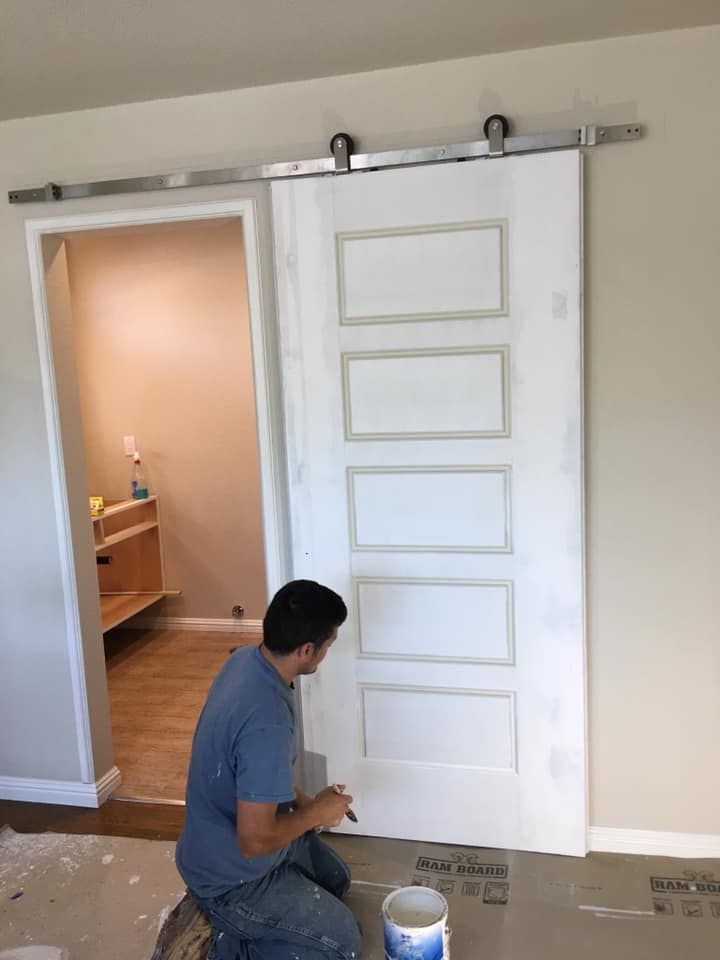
[0,798,184,841]
[104,627,257,802]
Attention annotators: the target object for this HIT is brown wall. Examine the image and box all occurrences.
[66,219,267,620]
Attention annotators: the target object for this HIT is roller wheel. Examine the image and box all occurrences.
[483,114,510,139]
[329,133,355,156]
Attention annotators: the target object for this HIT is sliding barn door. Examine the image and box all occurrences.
[272,151,586,855]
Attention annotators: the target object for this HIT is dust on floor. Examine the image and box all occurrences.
[3,826,720,959]
[0,827,185,960]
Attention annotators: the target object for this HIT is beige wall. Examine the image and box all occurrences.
[66,221,267,620]
[1,25,718,835]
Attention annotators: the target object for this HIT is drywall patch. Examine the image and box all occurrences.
[552,291,568,320]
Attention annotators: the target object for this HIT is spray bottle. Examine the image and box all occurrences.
[131,452,149,500]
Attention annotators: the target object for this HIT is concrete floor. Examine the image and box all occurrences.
[2,825,719,959]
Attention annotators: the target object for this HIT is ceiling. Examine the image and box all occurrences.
[2,0,718,121]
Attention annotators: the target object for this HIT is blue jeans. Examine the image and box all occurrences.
[196,832,362,960]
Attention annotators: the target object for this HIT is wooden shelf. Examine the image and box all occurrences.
[94,495,171,633]
[101,593,165,633]
[96,520,159,552]
[93,496,158,522]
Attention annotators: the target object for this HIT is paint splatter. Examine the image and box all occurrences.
[0,949,69,960]
[102,854,114,865]
[129,875,141,885]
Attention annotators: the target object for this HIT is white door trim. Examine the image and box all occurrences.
[0,767,122,808]
[24,198,287,790]
[589,827,720,860]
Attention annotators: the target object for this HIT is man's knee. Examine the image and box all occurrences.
[307,833,352,900]
[332,904,362,959]
[330,858,352,900]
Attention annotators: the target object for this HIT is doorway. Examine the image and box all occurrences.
[28,199,287,805]
[27,157,586,854]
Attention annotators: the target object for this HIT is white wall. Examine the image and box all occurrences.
[1,26,718,835]
[42,238,116,784]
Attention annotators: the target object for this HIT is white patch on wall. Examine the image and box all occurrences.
[552,291,568,320]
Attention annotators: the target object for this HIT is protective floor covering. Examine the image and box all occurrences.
[0,827,185,960]
[2,826,719,959]
[330,834,720,959]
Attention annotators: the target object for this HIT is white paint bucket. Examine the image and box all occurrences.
[382,885,450,960]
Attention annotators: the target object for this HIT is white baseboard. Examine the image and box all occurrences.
[0,765,121,808]
[589,826,720,859]
[127,616,263,636]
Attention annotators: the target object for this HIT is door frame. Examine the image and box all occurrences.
[25,198,290,795]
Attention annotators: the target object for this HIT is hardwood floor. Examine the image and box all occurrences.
[0,630,256,842]
[0,798,185,841]
[105,627,257,802]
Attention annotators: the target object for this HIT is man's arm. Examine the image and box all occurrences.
[236,787,351,859]
[293,785,313,810]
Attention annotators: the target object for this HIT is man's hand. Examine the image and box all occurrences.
[312,785,352,829]
[236,786,353,858]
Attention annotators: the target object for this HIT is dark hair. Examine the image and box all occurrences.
[263,580,347,654]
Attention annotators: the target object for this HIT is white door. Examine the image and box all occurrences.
[271,151,586,856]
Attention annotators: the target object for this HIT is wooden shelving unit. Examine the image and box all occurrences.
[100,592,166,632]
[94,496,174,632]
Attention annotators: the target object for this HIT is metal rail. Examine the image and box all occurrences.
[8,118,642,204]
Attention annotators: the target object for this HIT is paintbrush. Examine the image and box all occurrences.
[333,783,358,823]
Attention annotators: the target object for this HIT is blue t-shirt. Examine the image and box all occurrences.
[175,644,296,898]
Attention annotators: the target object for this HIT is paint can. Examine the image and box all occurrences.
[382,885,450,960]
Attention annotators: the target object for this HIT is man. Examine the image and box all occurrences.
[176,580,361,960]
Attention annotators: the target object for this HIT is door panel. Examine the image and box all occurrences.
[272,151,585,855]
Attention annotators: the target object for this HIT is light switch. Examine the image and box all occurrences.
[123,435,136,457]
